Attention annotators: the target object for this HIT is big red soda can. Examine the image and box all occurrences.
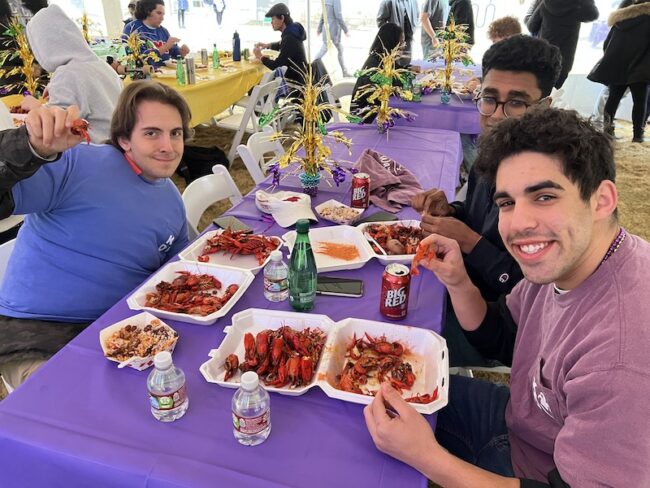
[380,263,410,319]
[351,173,370,209]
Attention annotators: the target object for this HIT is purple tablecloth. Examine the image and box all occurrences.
[0,126,461,488]
[392,61,482,134]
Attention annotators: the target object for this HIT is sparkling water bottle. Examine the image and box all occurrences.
[175,56,185,86]
[147,351,189,422]
[232,371,271,446]
[212,42,220,69]
[264,250,289,302]
[289,219,317,312]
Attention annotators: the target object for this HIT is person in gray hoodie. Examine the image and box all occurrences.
[23,4,123,143]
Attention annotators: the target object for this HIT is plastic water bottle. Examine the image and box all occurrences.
[232,31,241,61]
[289,219,317,312]
[175,56,185,86]
[264,250,289,302]
[147,351,189,422]
[232,371,271,446]
[212,42,220,69]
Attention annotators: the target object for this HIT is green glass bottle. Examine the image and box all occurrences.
[212,43,220,69]
[175,56,185,86]
[289,219,317,312]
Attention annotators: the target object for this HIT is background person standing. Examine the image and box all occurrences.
[588,0,650,143]
[177,0,188,28]
[420,0,450,60]
[377,0,419,65]
[314,0,351,77]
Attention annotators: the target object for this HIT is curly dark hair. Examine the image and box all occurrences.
[135,0,164,21]
[482,35,562,98]
[487,16,522,42]
[475,107,616,203]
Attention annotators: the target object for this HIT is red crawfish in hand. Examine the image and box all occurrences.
[70,118,90,144]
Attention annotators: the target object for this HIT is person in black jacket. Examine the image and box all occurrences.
[448,0,474,44]
[588,0,650,143]
[350,22,403,124]
[525,0,599,89]
[411,35,561,366]
[253,3,307,88]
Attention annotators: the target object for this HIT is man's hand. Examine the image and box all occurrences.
[253,45,263,60]
[364,382,440,470]
[411,188,454,216]
[26,105,85,158]
[416,233,472,289]
[420,215,481,254]
[20,95,41,112]
[180,44,190,57]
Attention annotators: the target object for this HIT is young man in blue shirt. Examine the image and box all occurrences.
[0,81,191,390]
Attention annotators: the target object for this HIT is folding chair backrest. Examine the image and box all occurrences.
[0,238,16,283]
[181,164,243,239]
[326,79,356,124]
[236,127,284,184]
[222,78,281,162]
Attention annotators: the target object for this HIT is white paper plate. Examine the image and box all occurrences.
[282,225,373,272]
[178,229,283,275]
[99,312,178,371]
[356,220,423,265]
[314,199,365,225]
[200,309,449,414]
[200,308,335,396]
[126,261,254,325]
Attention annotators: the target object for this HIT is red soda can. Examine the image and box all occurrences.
[351,173,370,209]
[380,263,410,319]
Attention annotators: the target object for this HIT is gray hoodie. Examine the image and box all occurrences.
[26,5,122,143]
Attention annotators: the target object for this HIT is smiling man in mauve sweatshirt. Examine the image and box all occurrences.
[364,107,650,487]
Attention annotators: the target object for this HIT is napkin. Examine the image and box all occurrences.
[353,149,423,213]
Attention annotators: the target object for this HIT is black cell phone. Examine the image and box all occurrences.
[316,276,364,297]
[354,211,399,226]
[213,216,253,233]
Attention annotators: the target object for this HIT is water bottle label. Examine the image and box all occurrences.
[149,385,187,411]
[233,410,270,435]
[264,277,288,293]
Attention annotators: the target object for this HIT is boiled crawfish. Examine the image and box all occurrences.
[365,223,423,255]
[198,228,279,265]
[411,242,438,276]
[144,271,239,316]
[222,326,326,389]
[70,118,90,144]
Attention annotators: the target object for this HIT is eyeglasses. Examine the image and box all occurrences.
[474,95,545,118]
[128,3,136,8]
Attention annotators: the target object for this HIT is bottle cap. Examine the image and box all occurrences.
[154,351,172,370]
[241,371,259,391]
[295,219,310,233]
[270,250,282,262]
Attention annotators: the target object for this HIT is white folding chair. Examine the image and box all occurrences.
[181,165,243,239]
[325,79,356,123]
[0,237,16,283]
[235,126,284,185]
[231,66,287,113]
[216,79,281,163]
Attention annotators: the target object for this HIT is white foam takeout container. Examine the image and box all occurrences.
[178,229,283,275]
[356,219,423,266]
[99,312,178,371]
[200,308,449,414]
[282,225,375,273]
[126,261,254,326]
[315,199,365,225]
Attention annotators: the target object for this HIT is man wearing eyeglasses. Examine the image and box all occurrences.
[411,35,561,366]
